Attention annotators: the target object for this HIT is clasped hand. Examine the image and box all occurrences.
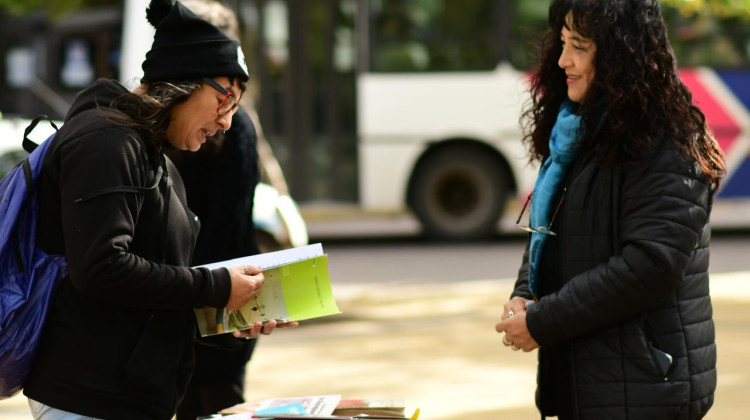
[495,296,539,352]
[226,264,299,339]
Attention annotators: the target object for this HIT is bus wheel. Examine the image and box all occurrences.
[409,147,507,240]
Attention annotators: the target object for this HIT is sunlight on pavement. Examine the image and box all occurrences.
[1,273,748,420]
[709,271,750,302]
[245,282,538,420]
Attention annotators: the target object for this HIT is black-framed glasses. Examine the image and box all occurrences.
[203,77,240,116]
[515,190,565,236]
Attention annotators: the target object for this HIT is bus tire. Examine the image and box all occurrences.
[409,146,507,240]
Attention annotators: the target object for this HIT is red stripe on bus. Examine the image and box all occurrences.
[680,69,740,153]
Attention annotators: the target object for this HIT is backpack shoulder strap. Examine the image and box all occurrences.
[0,132,57,273]
[22,115,59,154]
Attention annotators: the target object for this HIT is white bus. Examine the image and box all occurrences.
[358,64,535,239]
[355,0,750,240]
[6,0,746,242]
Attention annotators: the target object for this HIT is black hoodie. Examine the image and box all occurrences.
[23,79,232,420]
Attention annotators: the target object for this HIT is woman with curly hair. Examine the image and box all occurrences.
[494,0,724,419]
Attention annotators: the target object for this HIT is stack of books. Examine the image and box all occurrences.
[218,395,419,419]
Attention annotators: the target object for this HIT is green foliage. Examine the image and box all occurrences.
[661,0,750,20]
[660,1,750,67]
[0,0,118,18]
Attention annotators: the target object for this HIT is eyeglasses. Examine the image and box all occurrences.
[203,77,240,116]
[515,190,565,236]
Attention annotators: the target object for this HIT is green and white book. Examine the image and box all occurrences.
[194,243,341,336]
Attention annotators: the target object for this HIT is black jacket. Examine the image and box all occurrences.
[168,108,260,384]
[23,79,232,420]
[168,108,260,266]
[168,108,261,419]
[512,140,717,420]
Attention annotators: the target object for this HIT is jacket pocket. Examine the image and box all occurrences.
[621,319,675,381]
[648,342,674,379]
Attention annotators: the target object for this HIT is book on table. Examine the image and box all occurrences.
[194,243,341,336]
[332,399,407,418]
[218,395,417,419]
[218,394,342,416]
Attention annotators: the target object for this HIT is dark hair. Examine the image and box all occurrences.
[100,77,246,155]
[521,0,725,184]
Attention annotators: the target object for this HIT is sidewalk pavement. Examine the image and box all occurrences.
[1,271,748,419]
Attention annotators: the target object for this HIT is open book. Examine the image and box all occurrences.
[194,244,341,336]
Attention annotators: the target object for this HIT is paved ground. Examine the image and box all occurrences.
[2,271,748,420]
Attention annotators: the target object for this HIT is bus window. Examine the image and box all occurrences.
[357,1,750,239]
[368,0,503,72]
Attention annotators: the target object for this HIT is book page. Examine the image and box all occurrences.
[197,243,324,271]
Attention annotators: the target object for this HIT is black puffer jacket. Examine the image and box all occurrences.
[512,140,717,420]
[23,79,232,420]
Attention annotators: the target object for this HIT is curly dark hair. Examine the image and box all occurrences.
[521,0,725,184]
[100,77,246,155]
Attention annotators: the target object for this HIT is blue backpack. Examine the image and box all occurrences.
[0,116,67,399]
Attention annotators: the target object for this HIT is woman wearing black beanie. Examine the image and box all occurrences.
[21,1,296,419]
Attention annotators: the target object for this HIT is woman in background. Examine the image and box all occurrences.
[170,1,264,418]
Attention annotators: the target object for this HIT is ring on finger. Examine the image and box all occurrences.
[243,265,250,275]
[506,310,515,319]
[511,344,520,351]
[502,335,512,346]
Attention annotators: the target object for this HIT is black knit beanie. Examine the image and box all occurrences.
[141,0,249,83]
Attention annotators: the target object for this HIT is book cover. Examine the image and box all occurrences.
[219,395,342,416]
[217,403,307,419]
[194,245,341,336]
[333,399,407,418]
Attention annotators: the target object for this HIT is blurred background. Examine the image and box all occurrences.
[0,0,749,242]
[1,2,750,419]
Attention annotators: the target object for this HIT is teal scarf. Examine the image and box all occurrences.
[528,100,583,295]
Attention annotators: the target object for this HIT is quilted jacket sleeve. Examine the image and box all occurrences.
[511,238,533,300]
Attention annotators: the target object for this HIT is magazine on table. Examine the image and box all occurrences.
[218,394,342,416]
